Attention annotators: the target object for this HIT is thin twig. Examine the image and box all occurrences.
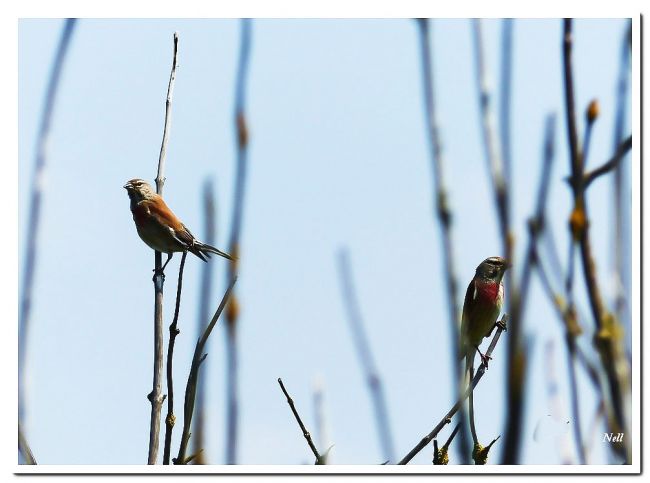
[583,136,632,188]
[562,19,629,462]
[224,18,252,465]
[191,180,217,464]
[18,423,37,465]
[415,18,467,463]
[163,251,188,465]
[336,248,395,463]
[278,378,324,464]
[148,31,178,466]
[19,18,76,437]
[175,277,238,464]
[398,315,508,465]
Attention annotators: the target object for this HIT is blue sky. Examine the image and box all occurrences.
[18,18,632,465]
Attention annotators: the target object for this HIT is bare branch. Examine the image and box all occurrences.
[175,277,238,464]
[163,251,188,464]
[278,378,324,464]
[148,31,179,465]
[398,315,508,465]
[583,136,632,188]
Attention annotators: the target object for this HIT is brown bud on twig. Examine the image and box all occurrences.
[586,99,599,124]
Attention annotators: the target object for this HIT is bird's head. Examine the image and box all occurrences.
[475,256,510,283]
[123,178,156,202]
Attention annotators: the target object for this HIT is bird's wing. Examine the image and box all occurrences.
[145,198,195,249]
[459,278,478,359]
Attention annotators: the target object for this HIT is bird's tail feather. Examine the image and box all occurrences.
[196,241,235,261]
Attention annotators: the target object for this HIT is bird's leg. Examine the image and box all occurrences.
[475,345,492,369]
[153,253,173,279]
[486,317,508,338]
[161,253,173,272]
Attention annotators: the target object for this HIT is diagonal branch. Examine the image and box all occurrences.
[583,136,632,188]
[175,277,238,464]
[278,378,324,464]
[398,315,508,465]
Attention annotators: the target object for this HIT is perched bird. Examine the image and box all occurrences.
[459,256,510,378]
[124,178,234,271]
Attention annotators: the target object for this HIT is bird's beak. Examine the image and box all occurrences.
[123,183,131,190]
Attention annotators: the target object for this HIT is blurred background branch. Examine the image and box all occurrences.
[18,20,77,463]
[336,248,395,463]
[190,180,218,465]
[224,18,253,465]
[415,18,468,463]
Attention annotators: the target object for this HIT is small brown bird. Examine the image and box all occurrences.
[459,256,510,375]
[124,178,234,271]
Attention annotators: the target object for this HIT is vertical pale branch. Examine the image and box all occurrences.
[148,31,178,466]
[191,180,217,465]
[19,19,76,441]
[336,248,395,463]
[562,19,629,462]
[415,18,467,463]
[224,18,252,465]
[175,278,238,464]
[162,251,188,464]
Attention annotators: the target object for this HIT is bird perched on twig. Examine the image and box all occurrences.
[459,256,510,378]
[124,178,234,272]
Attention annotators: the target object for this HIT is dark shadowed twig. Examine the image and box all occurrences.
[18,423,37,465]
[224,18,252,465]
[398,315,508,465]
[278,378,324,464]
[148,31,178,465]
[415,18,467,463]
[175,277,238,464]
[562,19,629,462]
[163,250,188,465]
[336,248,395,463]
[583,136,632,188]
[433,423,460,465]
[19,18,76,442]
[191,180,217,465]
